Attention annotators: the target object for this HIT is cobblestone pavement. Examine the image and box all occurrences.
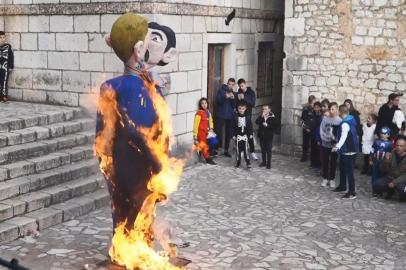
[1,154,406,270]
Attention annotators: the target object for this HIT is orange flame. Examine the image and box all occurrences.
[192,141,209,156]
[94,85,122,181]
[95,72,184,270]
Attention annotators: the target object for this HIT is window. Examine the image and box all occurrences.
[256,42,274,98]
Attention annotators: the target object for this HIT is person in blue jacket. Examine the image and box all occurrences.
[215,78,236,157]
[332,104,360,199]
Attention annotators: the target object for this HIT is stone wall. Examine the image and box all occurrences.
[0,0,284,148]
[282,0,406,156]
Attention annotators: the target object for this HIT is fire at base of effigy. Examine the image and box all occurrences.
[93,12,195,270]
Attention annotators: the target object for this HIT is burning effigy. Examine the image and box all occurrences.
[94,13,187,269]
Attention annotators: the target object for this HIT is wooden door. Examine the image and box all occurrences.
[207,45,224,116]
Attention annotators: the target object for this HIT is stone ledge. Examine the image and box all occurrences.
[0,2,283,20]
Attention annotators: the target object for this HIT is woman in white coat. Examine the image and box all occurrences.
[361,114,378,175]
[393,109,405,136]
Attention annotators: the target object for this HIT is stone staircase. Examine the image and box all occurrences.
[0,102,109,243]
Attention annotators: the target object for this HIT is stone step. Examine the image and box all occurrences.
[0,187,109,243]
[0,102,83,133]
[0,143,96,182]
[0,118,95,148]
[0,157,100,202]
[0,173,105,223]
[0,131,95,167]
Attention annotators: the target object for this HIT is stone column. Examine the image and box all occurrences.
[281,1,306,156]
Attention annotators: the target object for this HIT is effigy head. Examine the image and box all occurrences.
[108,13,149,63]
[145,22,177,68]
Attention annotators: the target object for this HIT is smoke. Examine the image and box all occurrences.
[81,73,110,115]
[152,215,177,258]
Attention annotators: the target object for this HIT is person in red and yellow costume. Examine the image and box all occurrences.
[194,98,216,165]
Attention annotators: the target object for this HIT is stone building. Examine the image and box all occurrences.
[0,0,285,149]
[282,0,406,155]
[3,0,405,154]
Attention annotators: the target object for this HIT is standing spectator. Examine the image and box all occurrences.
[332,104,360,199]
[301,95,317,162]
[232,101,253,169]
[361,113,377,175]
[376,93,403,138]
[256,105,276,169]
[237,78,258,160]
[344,99,362,144]
[310,102,322,168]
[373,135,406,201]
[320,102,341,188]
[320,99,330,117]
[370,127,393,195]
[215,78,236,157]
[392,109,405,137]
[317,99,330,176]
[0,31,14,102]
[193,98,216,165]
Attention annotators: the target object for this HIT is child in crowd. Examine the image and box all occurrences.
[237,78,258,160]
[361,113,377,175]
[193,98,216,165]
[0,31,14,102]
[310,102,322,169]
[320,99,330,117]
[319,102,342,188]
[232,101,253,169]
[316,99,330,176]
[332,104,360,199]
[256,105,276,169]
[370,126,393,195]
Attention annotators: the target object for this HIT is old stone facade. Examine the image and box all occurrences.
[0,0,284,148]
[282,0,406,155]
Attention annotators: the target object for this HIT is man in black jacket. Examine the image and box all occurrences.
[237,78,257,160]
[375,93,403,138]
[301,95,316,162]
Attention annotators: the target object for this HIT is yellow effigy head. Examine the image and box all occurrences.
[110,13,148,63]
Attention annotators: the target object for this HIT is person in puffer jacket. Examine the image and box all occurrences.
[332,105,360,199]
[215,78,236,157]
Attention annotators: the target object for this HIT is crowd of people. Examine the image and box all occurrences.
[193,78,277,170]
[301,92,406,200]
[192,79,406,202]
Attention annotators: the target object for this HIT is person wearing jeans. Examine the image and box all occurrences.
[215,78,236,157]
[319,102,341,188]
[332,105,360,199]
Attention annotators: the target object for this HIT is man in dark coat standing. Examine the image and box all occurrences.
[215,78,236,157]
[376,93,403,138]
[237,78,257,160]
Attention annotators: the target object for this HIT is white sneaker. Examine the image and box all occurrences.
[329,180,336,189]
[251,152,259,160]
[321,179,328,187]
